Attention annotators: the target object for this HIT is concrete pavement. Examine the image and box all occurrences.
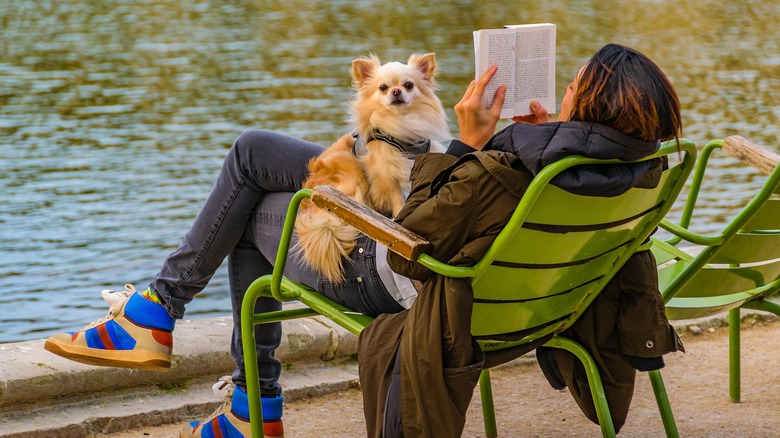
[0,308,776,437]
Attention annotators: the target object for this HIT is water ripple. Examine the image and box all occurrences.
[2,0,779,342]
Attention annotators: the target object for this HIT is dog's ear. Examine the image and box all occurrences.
[409,53,437,83]
[351,56,380,88]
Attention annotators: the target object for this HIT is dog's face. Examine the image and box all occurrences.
[350,53,438,113]
[348,52,449,143]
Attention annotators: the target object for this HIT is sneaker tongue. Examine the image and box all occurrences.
[101,284,136,305]
[211,376,234,401]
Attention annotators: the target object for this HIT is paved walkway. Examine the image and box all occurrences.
[2,311,779,437]
[106,314,780,437]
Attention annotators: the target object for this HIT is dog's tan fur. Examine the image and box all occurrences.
[295,53,449,281]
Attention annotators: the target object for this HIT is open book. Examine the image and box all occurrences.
[473,23,556,118]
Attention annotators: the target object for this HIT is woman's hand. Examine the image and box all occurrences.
[512,101,553,124]
[454,65,506,151]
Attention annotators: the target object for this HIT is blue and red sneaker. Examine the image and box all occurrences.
[180,376,284,438]
[44,284,175,371]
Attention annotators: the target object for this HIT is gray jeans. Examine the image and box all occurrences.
[150,129,403,396]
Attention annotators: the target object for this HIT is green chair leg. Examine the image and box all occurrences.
[648,369,679,438]
[479,368,497,438]
[728,307,741,403]
[242,276,272,438]
[546,337,616,438]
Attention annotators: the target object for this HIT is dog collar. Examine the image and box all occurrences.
[352,131,431,159]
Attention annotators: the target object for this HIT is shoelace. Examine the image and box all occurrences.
[83,284,136,330]
[195,376,236,425]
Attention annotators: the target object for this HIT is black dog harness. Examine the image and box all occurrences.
[352,131,431,159]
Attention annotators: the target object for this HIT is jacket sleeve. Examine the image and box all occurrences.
[389,158,482,281]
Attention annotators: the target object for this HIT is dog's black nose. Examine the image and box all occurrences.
[392,88,402,97]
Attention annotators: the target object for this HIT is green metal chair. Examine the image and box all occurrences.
[242,139,696,437]
[652,135,780,403]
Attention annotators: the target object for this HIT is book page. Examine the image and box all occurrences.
[474,23,556,118]
[473,29,517,119]
[508,23,556,116]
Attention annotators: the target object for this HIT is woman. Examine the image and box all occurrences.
[45,43,681,437]
[359,44,684,437]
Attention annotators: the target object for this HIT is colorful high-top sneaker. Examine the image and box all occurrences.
[44,284,174,371]
[180,376,284,438]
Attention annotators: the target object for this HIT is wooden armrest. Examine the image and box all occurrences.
[723,135,780,175]
[310,185,431,261]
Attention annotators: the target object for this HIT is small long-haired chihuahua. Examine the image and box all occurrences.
[295,53,450,282]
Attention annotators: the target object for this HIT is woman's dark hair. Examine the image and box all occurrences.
[568,44,683,143]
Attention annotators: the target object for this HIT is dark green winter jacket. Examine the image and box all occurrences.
[358,122,684,437]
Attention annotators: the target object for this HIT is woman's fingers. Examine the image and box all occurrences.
[529,101,550,121]
[511,101,552,124]
[471,65,498,100]
[454,65,506,150]
[458,65,499,112]
[490,86,506,118]
[459,80,476,103]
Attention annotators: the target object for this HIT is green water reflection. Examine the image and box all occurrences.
[1,0,779,341]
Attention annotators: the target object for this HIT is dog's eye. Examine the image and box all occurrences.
[379,84,388,92]
[404,82,414,90]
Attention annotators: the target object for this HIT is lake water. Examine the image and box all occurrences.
[2,0,779,342]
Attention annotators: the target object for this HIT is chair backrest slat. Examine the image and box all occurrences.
[483,222,640,273]
[472,255,620,339]
[710,232,780,264]
[523,177,671,225]
[741,198,780,231]
[661,259,780,299]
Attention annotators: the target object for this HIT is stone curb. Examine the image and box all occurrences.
[0,314,357,411]
[2,310,776,409]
